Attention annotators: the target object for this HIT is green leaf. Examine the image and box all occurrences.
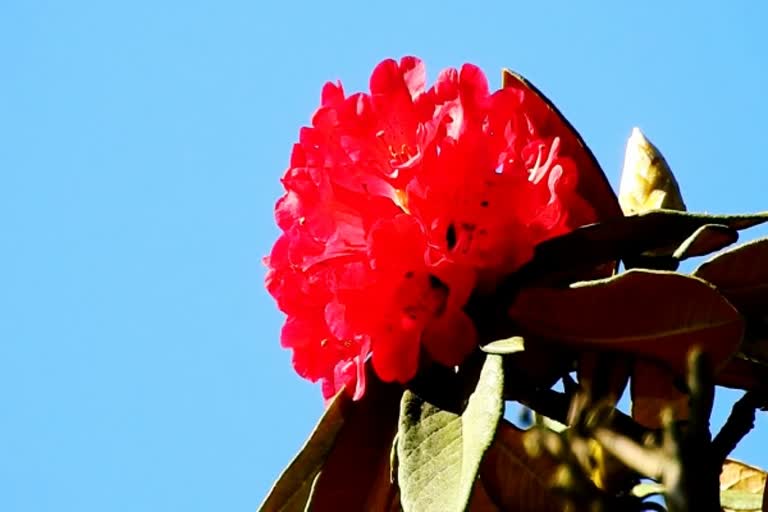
[511,210,768,286]
[481,336,525,355]
[508,269,744,372]
[259,375,402,512]
[720,458,768,512]
[630,481,665,499]
[721,490,764,511]
[397,354,504,512]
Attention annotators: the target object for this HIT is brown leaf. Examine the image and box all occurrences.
[508,270,744,373]
[720,459,768,512]
[694,238,768,317]
[631,359,689,428]
[258,373,402,512]
[258,392,351,512]
[576,352,631,405]
[307,376,402,511]
[717,356,768,392]
[474,420,563,512]
[672,224,739,260]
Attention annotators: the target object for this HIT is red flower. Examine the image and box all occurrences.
[265,57,621,400]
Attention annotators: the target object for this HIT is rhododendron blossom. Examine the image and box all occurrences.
[265,57,621,400]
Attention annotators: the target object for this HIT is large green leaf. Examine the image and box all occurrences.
[259,375,402,512]
[508,269,744,372]
[397,354,504,512]
[508,210,768,287]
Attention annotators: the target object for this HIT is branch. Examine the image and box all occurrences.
[712,390,765,464]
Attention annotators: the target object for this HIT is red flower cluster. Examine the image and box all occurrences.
[266,57,620,400]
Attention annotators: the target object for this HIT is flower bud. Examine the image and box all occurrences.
[619,127,685,214]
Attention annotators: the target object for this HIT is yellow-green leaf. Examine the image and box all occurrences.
[720,459,768,512]
[481,336,525,355]
[397,354,504,512]
[619,127,686,215]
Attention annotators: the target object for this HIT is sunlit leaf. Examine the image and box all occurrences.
[481,336,525,355]
[619,127,686,215]
[720,459,768,512]
[397,354,504,512]
[508,269,744,372]
[630,481,665,499]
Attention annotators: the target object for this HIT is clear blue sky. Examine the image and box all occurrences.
[2,1,766,510]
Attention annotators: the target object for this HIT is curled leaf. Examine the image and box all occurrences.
[672,223,739,260]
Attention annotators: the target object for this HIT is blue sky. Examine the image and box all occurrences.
[1,1,766,510]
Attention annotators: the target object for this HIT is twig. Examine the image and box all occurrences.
[712,391,764,464]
